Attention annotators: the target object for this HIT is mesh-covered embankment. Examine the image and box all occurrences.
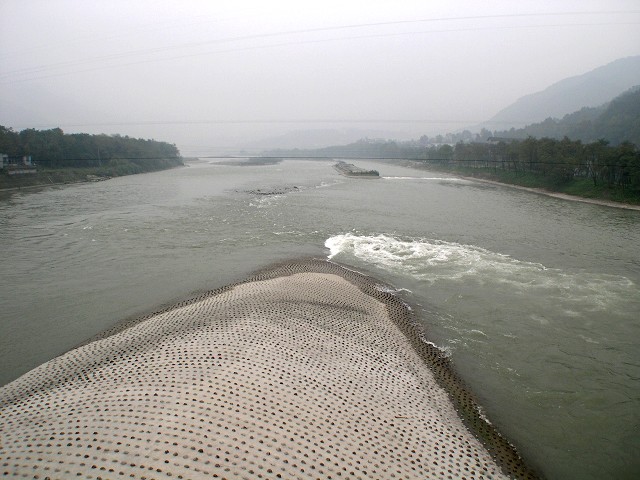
[1,259,539,479]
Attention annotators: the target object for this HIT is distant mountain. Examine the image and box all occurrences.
[493,86,640,145]
[485,56,640,129]
[239,128,400,152]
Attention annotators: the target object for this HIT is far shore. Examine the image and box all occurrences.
[464,176,640,211]
[393,159,640,211]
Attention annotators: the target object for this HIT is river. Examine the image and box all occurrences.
[1,159,639,479]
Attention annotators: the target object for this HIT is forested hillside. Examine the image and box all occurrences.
[0,126,182,175]
[494,87,640,145]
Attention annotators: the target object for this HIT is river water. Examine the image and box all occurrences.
[1,159,639,479]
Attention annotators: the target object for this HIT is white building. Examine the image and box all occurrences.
[0,154,36,174]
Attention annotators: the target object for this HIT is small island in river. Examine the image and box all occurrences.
[334,160,380,178]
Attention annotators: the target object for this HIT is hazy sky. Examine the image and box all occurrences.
[1,0,639,155]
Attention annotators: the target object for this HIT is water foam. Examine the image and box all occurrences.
[325,233,635,312]
[325,233,524,277]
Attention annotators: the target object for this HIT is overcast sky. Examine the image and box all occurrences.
[1,0,639,155]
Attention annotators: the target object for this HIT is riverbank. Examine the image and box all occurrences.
[0,169,111,192]
[0,161,184,192]
[0,259,540,479]
[398,160,640,210]
[467,176,640,211]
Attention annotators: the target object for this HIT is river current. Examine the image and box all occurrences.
[1,159,639,479]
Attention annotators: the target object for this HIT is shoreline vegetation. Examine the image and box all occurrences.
[269,135,640,206]
[400,160,640,211]
[0,126,184,192]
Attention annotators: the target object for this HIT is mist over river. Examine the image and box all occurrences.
[1,159,639,479]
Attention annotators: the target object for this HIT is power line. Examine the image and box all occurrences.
[19,119,486,128]
[2,10,638,83]
[4,21,638,83]
[14,114,623,130]
[27,155,633,169]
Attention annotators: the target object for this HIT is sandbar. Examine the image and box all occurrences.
[0,259,539,479]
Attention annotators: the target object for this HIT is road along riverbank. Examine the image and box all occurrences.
[0,259,539,479]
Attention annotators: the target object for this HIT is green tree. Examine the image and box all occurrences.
[584,139,609,186]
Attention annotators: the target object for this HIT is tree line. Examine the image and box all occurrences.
[433,137,639,191]
[271,136,640,195]
[0,126,182,175]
